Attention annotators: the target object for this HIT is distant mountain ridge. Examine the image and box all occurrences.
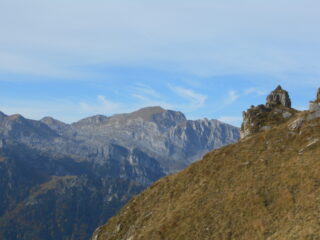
[0,106,239,174]
[0,106,239,240]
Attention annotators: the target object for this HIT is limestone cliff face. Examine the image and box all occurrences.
[0,106,239,240]
[240,86,295,139]
[0,107,239,178]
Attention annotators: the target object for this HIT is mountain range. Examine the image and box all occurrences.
[0,106,239,240]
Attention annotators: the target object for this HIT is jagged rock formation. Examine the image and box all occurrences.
[266,85,291,108]
[0,106,239,240]
[240,86,296,138]
[92,88,320,240]
[309,88,320,112]
[0,106,238,175]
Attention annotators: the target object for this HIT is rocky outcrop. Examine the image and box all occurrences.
[241,86,295,138]
[266,85,291,108]
[307,88,320,120]
[309,88,320,112]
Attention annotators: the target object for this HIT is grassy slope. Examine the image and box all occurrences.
[94,112,320,240]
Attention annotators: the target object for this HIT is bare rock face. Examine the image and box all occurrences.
[309,88,320,113]
[308,88,320,120]
[240,86,294,139]
[266,85,291,108]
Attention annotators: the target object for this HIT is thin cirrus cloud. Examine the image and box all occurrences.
[225,90,239,105]
[243,88,267,96]
[80,95,126,116]
[0,0,319,80]
[172,87,207,109]
[131,84,163,99]
[79,85,208,117]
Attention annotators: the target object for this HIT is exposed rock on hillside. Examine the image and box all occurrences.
[266,85,291,108]
[92,87,320,240]
[309,88,320,112]
[240,86,296,138]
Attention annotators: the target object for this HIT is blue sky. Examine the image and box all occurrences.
[0,0,319,126]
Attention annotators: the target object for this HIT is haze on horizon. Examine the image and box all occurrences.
[0,0,319,126]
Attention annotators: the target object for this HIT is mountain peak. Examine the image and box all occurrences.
[128,106,166,120]
[41,116,66,125]
[8,114,26,121]
[120,106,187,129]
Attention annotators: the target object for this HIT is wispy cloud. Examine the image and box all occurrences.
[244,88,267,96]
[1,1,319,80]
[131,83,162,99]
[173,86,207,109]
[80,95,124,115]
[131,85,207,113]
[225,90,239,105]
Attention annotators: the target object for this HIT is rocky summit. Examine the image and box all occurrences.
[240,86,296,138]
[266,85,291,108]
[92,87,320,240]
[0,107,239,240]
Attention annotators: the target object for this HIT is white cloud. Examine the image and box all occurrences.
[80,95,124,115]
[173,87,207,109]
[0,0,320,80]
[244,88,267,96]
[131,94,173,110]
[225,90,239,105]
[131,84,162,99]
[131,85,207,113]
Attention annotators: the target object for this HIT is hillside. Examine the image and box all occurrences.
[0,141,144,240]
[92,87,320,240]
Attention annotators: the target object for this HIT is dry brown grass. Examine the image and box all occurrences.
[94,113,320,240]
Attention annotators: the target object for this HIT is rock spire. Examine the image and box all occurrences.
[309,88,320,113]
[316,88,320,103]
[266,85,291,108]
